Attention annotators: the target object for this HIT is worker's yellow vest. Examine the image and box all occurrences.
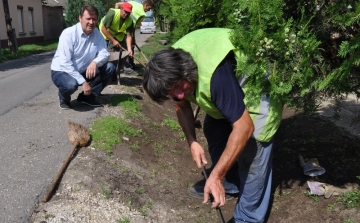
[99,8,133,41]
[173,28,283,142]
[128,1,146,27]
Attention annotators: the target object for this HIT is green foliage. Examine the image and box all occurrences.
[230,0,323,111]
[156,0,224,40]
[158,0,360,112]
[97,0,118,11]
[90,116,139,156]
[318,2,360,98]
[65,0,85,27]
[336,189,360,209]
[87,0,107,23]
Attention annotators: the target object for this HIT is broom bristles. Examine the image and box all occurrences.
[67,121,90,146]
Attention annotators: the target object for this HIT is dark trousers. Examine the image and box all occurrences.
[51,62,115,102]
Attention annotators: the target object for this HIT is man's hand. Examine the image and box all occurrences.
[203,175,226,208]
[112,39,120,48]
[86,61,97,79]
[82,81,92,95]
[128,49,133,57]
[190,141,208,168]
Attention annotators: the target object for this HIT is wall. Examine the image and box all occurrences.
[0,0,45,48]
[0,1,8,46]
[42,5,63,41]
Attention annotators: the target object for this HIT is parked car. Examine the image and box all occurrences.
[140,16,156,34]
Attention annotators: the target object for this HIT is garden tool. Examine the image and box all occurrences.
[299,154,326,177]
[42,121,90,202]
[134,43,149,62]
[118,45,147,68]
[201,162,225,223]
[109,50,130,85]
[307,181,354,198]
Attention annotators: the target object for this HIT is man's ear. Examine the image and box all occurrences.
[79,15,81,22]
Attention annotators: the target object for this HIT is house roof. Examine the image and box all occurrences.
[44,0,67,7]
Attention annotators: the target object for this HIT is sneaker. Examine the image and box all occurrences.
[187,185,238,200]
[124,67,137,74]
[59,98,70,110]
[77,93,102,107]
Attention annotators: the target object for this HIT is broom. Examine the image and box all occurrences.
[42,121,90,202]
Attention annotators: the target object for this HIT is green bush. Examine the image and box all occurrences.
[154,0,360,112]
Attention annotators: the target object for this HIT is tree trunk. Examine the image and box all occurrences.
[2,0,16,53]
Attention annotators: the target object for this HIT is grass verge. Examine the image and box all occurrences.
[89,116,140,156]
[0,40,58,62]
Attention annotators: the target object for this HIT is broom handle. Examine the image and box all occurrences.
[42,143,78,202]
[134,43,149,62]
[118,45,147,68]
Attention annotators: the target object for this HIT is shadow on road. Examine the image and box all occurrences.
[0,51,55,72]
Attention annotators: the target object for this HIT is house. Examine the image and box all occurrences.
[0,0,64,49]
[0,0,45,48]
[42,0,66,41]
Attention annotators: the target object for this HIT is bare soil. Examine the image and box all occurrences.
[30,73,360,223]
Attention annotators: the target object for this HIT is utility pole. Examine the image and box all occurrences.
[2,0,16,53]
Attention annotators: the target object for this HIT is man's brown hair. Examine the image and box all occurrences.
[143,0,154,6]
[79,4,99,17]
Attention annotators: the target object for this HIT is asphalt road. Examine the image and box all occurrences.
[0,29,153,223]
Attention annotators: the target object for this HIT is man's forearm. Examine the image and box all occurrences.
[175,101,197,147]
[211,110,254,180]
[114,2,122,9]
[101,25,116,43]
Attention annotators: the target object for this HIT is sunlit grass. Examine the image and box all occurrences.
[89,116,139,156]
[0,40,58,62]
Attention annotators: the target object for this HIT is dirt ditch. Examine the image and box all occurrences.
[30,74,360,223]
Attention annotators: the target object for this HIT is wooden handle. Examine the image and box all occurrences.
[193,105,200,120]
[119,45,147,68]
[134,43,149,62]
[42,143,78,202]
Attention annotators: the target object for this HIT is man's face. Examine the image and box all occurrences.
[120,9,131,20]
[168,80,195,102]
[144,4,152,12]
[79,10,97,35]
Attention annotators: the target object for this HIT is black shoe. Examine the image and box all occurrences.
[187,185,238,200]
[77,93,102,107]
[59,97,70,110]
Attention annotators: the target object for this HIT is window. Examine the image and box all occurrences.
[17,5,24,34]
[28,7,34,33]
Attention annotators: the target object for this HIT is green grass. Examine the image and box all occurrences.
[0,40,58,62]
[305,192,318,202]
[90,116,139,156]
[153,142,165,157]
[135,187,144,195]
[111,94,141,118]
[130,141,140,151]
[139,208,147,217]
[117,217,130,223]
[138,32,173,59]
[101,186,111,199]
[162,118,181,131]
[336,189,360,209]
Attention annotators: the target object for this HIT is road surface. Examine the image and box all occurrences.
[0,29,152,223]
